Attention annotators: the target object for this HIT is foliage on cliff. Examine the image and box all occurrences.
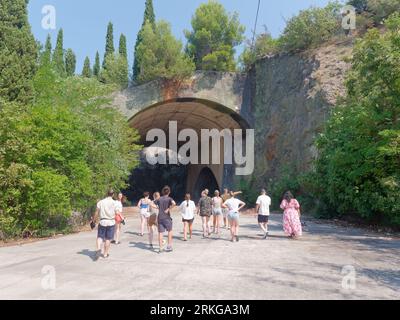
[312,13,400,225]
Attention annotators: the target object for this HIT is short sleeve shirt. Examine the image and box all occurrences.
[256,195,271,216]
[155,196,174,220]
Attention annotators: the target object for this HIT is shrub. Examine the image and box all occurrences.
[279,2,342,52]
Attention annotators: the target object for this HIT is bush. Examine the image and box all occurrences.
[0,67,141,237]
[239,28,279,71]
[279,2,342,52]
[367,0,400,24]
[313,13,400,226]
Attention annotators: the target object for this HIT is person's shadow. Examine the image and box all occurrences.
[77,249,98,262]
[129,241,159,253]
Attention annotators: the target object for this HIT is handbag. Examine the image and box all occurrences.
[115,213,123,224]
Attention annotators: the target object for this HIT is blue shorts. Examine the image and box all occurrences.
[97,225,115,241]
[158,218,173,233]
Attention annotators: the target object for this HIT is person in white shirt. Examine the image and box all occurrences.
[179,193,196,241]
[222,191,246,242]
[255,189,272,239]
[92,189,118,260]
[112,192,125,245]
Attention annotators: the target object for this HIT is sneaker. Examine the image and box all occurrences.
[103,254,110,259]
[236,236,240,242]
[165,246,173,252]
[111,240,116,244]
[263,232,269,239]
[150,244,154,250]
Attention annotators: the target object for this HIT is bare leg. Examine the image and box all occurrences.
[104,240,111,257]
[229,220,235,241]
[183,222,188,241]
[140,215,146,236]
[167,230,173,247]
[201,217,207,237]
[216,215,221,235]
[259,223,267,234]
[189,222,193,239]
[96,238,103,252]
[207,217,211,236]
[158,232,163,250]
[212,215,216,233]
[148,226,154,246]
[114,223,121,243]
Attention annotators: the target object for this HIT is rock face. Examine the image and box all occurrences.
[241,41,352,188]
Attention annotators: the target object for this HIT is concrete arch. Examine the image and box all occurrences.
[112,71,252,199]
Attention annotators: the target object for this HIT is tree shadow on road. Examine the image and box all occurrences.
[77,249,98,262]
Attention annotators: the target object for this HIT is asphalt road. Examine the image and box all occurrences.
[0,209,399,300]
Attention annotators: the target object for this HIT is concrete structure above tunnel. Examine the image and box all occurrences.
[112,71,251,196]
[112,71,248,130]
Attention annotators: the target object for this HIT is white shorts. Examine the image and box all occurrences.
[140,209,150,218]
[213,208,223,216]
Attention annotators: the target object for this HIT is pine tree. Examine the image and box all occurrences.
[93,51,101,78]
[0,0,38,103]
[119,34,127,58]
[133,0,156,83]
[40,34,52,66]
[103,22,114,69]
[52,29,66,77]
[65,49,76,77]
[81,56,92,78]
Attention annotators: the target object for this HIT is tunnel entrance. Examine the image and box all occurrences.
[125,98,249,203]
[193,167,220,202]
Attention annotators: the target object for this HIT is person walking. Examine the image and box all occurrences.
[112,192,125,245]
[153,186,176,253]
[221,188,231,229]
[92,189,118,260]
[138,192,152,237]
[179,193,196,241]
[280,191,302,239]
[223,191,246,242]
[197,191,213,238]
[255,189,271,239]
[212,190,223,235]
[148,192,160,250]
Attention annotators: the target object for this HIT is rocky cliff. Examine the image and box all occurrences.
[241,40,353,188]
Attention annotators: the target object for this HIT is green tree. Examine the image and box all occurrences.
[184,0,245,72]
[239,28,279,71]
[133,0,156,83]
[119,34,127,58]
[40,34,52,67]
[0,67,141,238]
[103,22,114,69]
[52,29,66,77]
[0,0,38,103]
[81,57,92,78]
[313,13,400,225]
[93,51,101,78]
[367,0,400,23]
[135,20,195,85]
[100,54,129,90]
[279,2,342,52]
[65,49,76,77]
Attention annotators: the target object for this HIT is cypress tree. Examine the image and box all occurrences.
[119,34,127,59]
[52,28,66,77]
[82,57,92,78]
[93,51,101,78]
[133,0,156,83]
[103,22,114,69]
[0,0,38,103]
[65,49,76,77]
[40,34,52,67]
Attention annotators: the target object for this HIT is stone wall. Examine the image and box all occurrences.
[244,41,352,189]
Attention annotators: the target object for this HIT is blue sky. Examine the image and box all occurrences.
[28,0,335,73]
